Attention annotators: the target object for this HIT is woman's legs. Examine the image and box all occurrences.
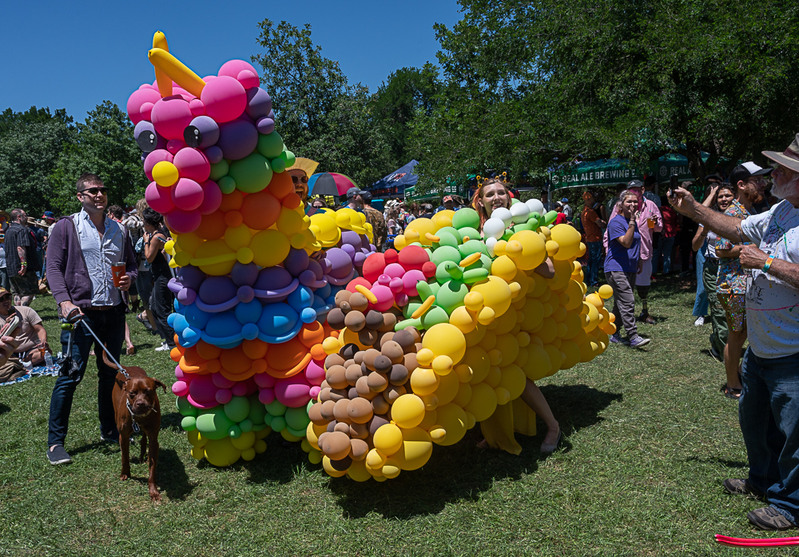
[521,379,560,447]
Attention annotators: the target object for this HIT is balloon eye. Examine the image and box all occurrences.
[134,121,160,153]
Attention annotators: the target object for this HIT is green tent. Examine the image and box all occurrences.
[549,159,645,191]
[404,181,470,201]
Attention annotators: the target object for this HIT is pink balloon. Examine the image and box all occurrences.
[384,263,406,279]
[189,98,206,116]
[172,178,204,211]
[145,181,175,214]
[151,95,193,140]
[402,269,427,296]
[173,148,210,183]
[198,180,223,214]
[218,60,260,89]
[258,388,275,405]
[253,374,275,388]
[305,360,326,385]
[143,149,173,181]
[371,284,395,312]
[166,209,202,234]
[188,375,218,408]
[172,380,189,397]
[127,85,161,124]
[200,76,246,123]
[275,376,312,407]
[215,389,233,405]
[166,138,186,154]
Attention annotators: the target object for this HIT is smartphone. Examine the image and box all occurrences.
[668,174,678,196]
[0,313,22,337]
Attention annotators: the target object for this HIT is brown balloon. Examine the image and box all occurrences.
[308,402,326,425]
[381,340,404,364]
[319,400,336,421]
[321,431,351,460]
[388,363,410,385]
[350,438,369,461]
[333,398,351,422]
[349,421,370,439]
[324,353,345,369]
[365,310,384,329]
[347,397,374,424]
[344,310,366,332]
[368,415,390,436]
[326,365,348,389]
[366,371,388,393]
[373,354,392,373]
[328,455,353,472]
[349,292,369,312]
[326,308,346,329]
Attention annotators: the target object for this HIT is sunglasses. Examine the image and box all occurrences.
[79,187,109,196]
[290,175,308,185]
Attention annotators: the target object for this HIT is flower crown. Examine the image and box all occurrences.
[476,171,509,188]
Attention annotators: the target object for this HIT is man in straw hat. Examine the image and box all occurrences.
[286,157,320,213]
[669,133,799,531]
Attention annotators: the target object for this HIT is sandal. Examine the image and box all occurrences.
[720,383,742,400]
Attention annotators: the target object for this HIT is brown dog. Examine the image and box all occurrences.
[107,353,167,501]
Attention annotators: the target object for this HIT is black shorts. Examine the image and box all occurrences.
[10,272,39,297]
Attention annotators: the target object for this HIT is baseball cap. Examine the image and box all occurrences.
[346,187,364,200]
[560,197,569,203]
[42,211,55,220]
[627,179,644,189]
[729,162,772,187]
[763,132,799,173]
[0,287,10,299]
[443,195,454,202]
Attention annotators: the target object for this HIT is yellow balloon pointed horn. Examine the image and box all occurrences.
[151,32,173,97]
[148,47,205,98]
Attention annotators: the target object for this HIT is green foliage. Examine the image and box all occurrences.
[49,101,147,214]
[418,0,799,187]
[0,107,76,213]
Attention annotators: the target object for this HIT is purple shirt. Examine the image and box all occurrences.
[46,214,138,309]
[604,215,640,273]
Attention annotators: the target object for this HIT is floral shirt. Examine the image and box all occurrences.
[715,199,751,295]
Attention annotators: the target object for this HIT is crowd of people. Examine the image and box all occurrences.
[1,135,797,531]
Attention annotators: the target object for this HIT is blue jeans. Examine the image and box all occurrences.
[586,241,603,286]
[692,248,708,317]
[659,236,676,274]
[740,348,799,524]
[47,306,126,447]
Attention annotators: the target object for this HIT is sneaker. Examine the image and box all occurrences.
[100,433,119,443]
[747,506,795,531]
[610,334,629,345]
[694,316,705,326]
[629,335,651,348]
[723,478,764,500]
[154,342,170,352]
[47,445,72,465]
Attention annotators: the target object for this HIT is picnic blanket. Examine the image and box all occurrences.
[0,364,60,387]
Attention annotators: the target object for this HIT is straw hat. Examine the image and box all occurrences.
[763,132,799,173]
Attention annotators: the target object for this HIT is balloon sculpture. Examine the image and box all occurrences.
[128,32,614,478]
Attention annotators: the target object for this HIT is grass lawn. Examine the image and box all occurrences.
[0,276,787,556]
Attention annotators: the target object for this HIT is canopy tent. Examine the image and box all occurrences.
[404,180,471,202]
[549,159,645,191]
[549,154,714,191]
[370,160,419,198]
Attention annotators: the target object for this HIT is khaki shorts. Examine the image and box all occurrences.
[718,293,746,333]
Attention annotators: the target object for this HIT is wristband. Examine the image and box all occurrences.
[21,261,27,267]
[763,256,774,273]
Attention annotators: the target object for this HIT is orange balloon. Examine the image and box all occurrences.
[241,190,281,230]
[219,190,244,212]
[268,172,293,200]
[195,212,227,240]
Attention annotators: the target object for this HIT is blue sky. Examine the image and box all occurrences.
[3,0,461,120]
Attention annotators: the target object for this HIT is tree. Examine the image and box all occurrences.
[371,64,441,164]
[49,101,147,215]
[0,107,75,214]
[423,0,799,183]
[252,19,350,150]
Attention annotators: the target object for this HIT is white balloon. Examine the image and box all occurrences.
[485,236,498,257]
[510,202,531,223]
[526,198,545,216]
[482,217,506,239]
[490,207,513,226]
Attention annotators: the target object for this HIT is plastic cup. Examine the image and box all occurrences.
[111,263,126,287]
[647,218,655,229]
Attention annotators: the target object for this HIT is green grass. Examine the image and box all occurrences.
[0,278,790,556]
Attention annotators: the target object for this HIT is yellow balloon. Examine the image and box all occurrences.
[397,427,433,470]
[422,323,466,365]
[322,456,348,478]
[598,284,614,299]
[464,382,498,422]
[504,230,546,270]
[390,394,426,429]
[373,423,403,456]
[430,403,468,446]
[550,224,582,260]
[409,366,440,396]
[152,160,179,187]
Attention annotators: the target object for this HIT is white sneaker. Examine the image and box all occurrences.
[154,342,170,352]
[694,316,705,326]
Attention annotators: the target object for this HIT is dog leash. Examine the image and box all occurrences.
[70,315,130,380]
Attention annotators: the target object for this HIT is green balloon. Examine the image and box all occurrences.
[285,406,310,431]
[543,210,559,226]
[210,159,229,181]
[248,396,267,425]
[430,245,461,267]
[257,132,284,159]
[286,426,306,438]
[281,149,296,168]
[239,418,253,433]
[229,153,273,193]
[435,280,469,313]
[271,415,287,432]
[180,416,197,431]
[452,207,479,230]
[224,396,250,423]
[421,305,450,328]
[265,399,286,417]
[228,424,242,439]
[196,407,233,440]
[218,175,236,194]
[271,157,286,173]
[176,396,197,416]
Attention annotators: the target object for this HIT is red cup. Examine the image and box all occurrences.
[111,263,126,288]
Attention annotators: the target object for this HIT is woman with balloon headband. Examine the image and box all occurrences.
[472,177,562,455]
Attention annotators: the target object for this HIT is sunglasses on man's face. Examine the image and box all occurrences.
[79,187,108,196]
[290,175,308,185]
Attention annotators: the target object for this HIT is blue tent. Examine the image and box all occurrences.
[369,160,419,198]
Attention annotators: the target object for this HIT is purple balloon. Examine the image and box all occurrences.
[184,115,220,149]
[246,87,272,120]
[217,118,258,161]
[256,116,275,135]
[199,276,236,306]
[231,262,259,286]
[283,248,310,276]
